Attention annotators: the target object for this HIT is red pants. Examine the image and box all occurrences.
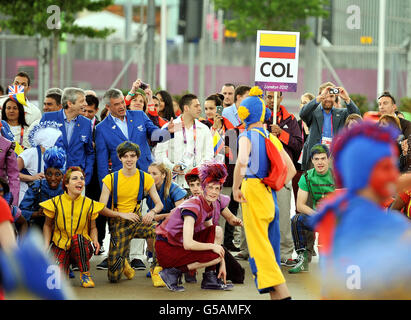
[50,234,94,275]
[156,226,219,270]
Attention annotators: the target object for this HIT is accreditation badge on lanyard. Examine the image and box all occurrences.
[321,136,332,149]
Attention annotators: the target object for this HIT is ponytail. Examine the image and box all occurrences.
[149,162,172,201]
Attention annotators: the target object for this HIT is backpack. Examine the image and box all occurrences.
[250,128,287,191]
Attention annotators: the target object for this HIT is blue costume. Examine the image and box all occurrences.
[95,110,173,185]
[40,110,94,185]
[19,146,66,229]
[1,120,14,141]
[19,179,64,221]
[311,122,411,298]
[146,181,187,219]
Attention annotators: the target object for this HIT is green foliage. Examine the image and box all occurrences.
[399,97,411,113]
[213,0,330,40]
[350,94,369,115]
[172,90,191,104]
[0,0,115,39]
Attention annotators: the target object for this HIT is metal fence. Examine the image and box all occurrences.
[1,0,411,110]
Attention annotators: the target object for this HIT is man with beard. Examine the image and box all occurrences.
[299,82,360,171]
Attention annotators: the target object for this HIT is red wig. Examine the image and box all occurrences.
[198,160,228,189]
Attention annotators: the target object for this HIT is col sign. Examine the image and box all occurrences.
[254,30,300,92]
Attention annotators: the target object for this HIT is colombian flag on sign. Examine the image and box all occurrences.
[259,33,297,59]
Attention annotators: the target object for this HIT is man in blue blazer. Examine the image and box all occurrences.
[40,87,95,185]
[95,88,177,185]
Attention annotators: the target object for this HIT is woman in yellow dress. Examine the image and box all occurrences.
[41,166,105,288]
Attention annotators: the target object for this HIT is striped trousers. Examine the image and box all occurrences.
[290,213,314,252]
[107,218,156,282]
[50,234,94,275]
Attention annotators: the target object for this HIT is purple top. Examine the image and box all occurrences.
[0,136,20,206]
[210,194,230,228]
[156,194,230,247]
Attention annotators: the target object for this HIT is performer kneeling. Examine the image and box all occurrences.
[155,161,232,292]
[41,163,105,288]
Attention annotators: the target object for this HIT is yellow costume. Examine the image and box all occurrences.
[237,86,287,293]
[40,193,104,250]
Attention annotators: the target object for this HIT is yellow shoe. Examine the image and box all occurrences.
[80,271,95,288]
[123,259,135,280]
[151,266,166,287]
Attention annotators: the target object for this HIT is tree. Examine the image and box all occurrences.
[213,0,330,40]
[350,93,369,115]
[0,0,115,87]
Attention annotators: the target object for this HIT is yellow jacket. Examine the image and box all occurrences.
[40,193,105,250]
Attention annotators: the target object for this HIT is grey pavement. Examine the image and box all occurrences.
[67,252,321,300]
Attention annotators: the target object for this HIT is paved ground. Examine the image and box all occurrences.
[65,252,321,300]
[5,247,321,301]
[6,199,322,300]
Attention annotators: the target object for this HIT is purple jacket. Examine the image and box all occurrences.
[156,194,230,247]
[0,136,20,205]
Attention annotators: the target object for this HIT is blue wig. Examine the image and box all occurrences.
[43,146,66,172]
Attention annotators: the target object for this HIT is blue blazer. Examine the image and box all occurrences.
[40,109,95,185]
[95,110,172,185]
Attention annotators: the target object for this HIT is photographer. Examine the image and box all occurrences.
[299,82,360,171]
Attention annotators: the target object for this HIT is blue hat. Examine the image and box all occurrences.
[332,121,399,191]
[43,146,66,172]
[238,86,271,128]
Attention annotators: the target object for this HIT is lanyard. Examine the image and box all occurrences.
[235,112,241,126]
[20,126,24,146]
[181,117,197,167]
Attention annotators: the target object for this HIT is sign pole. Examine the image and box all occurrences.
[273,91,277,125]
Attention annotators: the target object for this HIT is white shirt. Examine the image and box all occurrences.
[110,114,128,139]
[18,147,45,205]
[10,124,30,149]
[154,116,214,188]
[24,100,42,127]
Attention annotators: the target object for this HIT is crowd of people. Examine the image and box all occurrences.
[0,71,411,300]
